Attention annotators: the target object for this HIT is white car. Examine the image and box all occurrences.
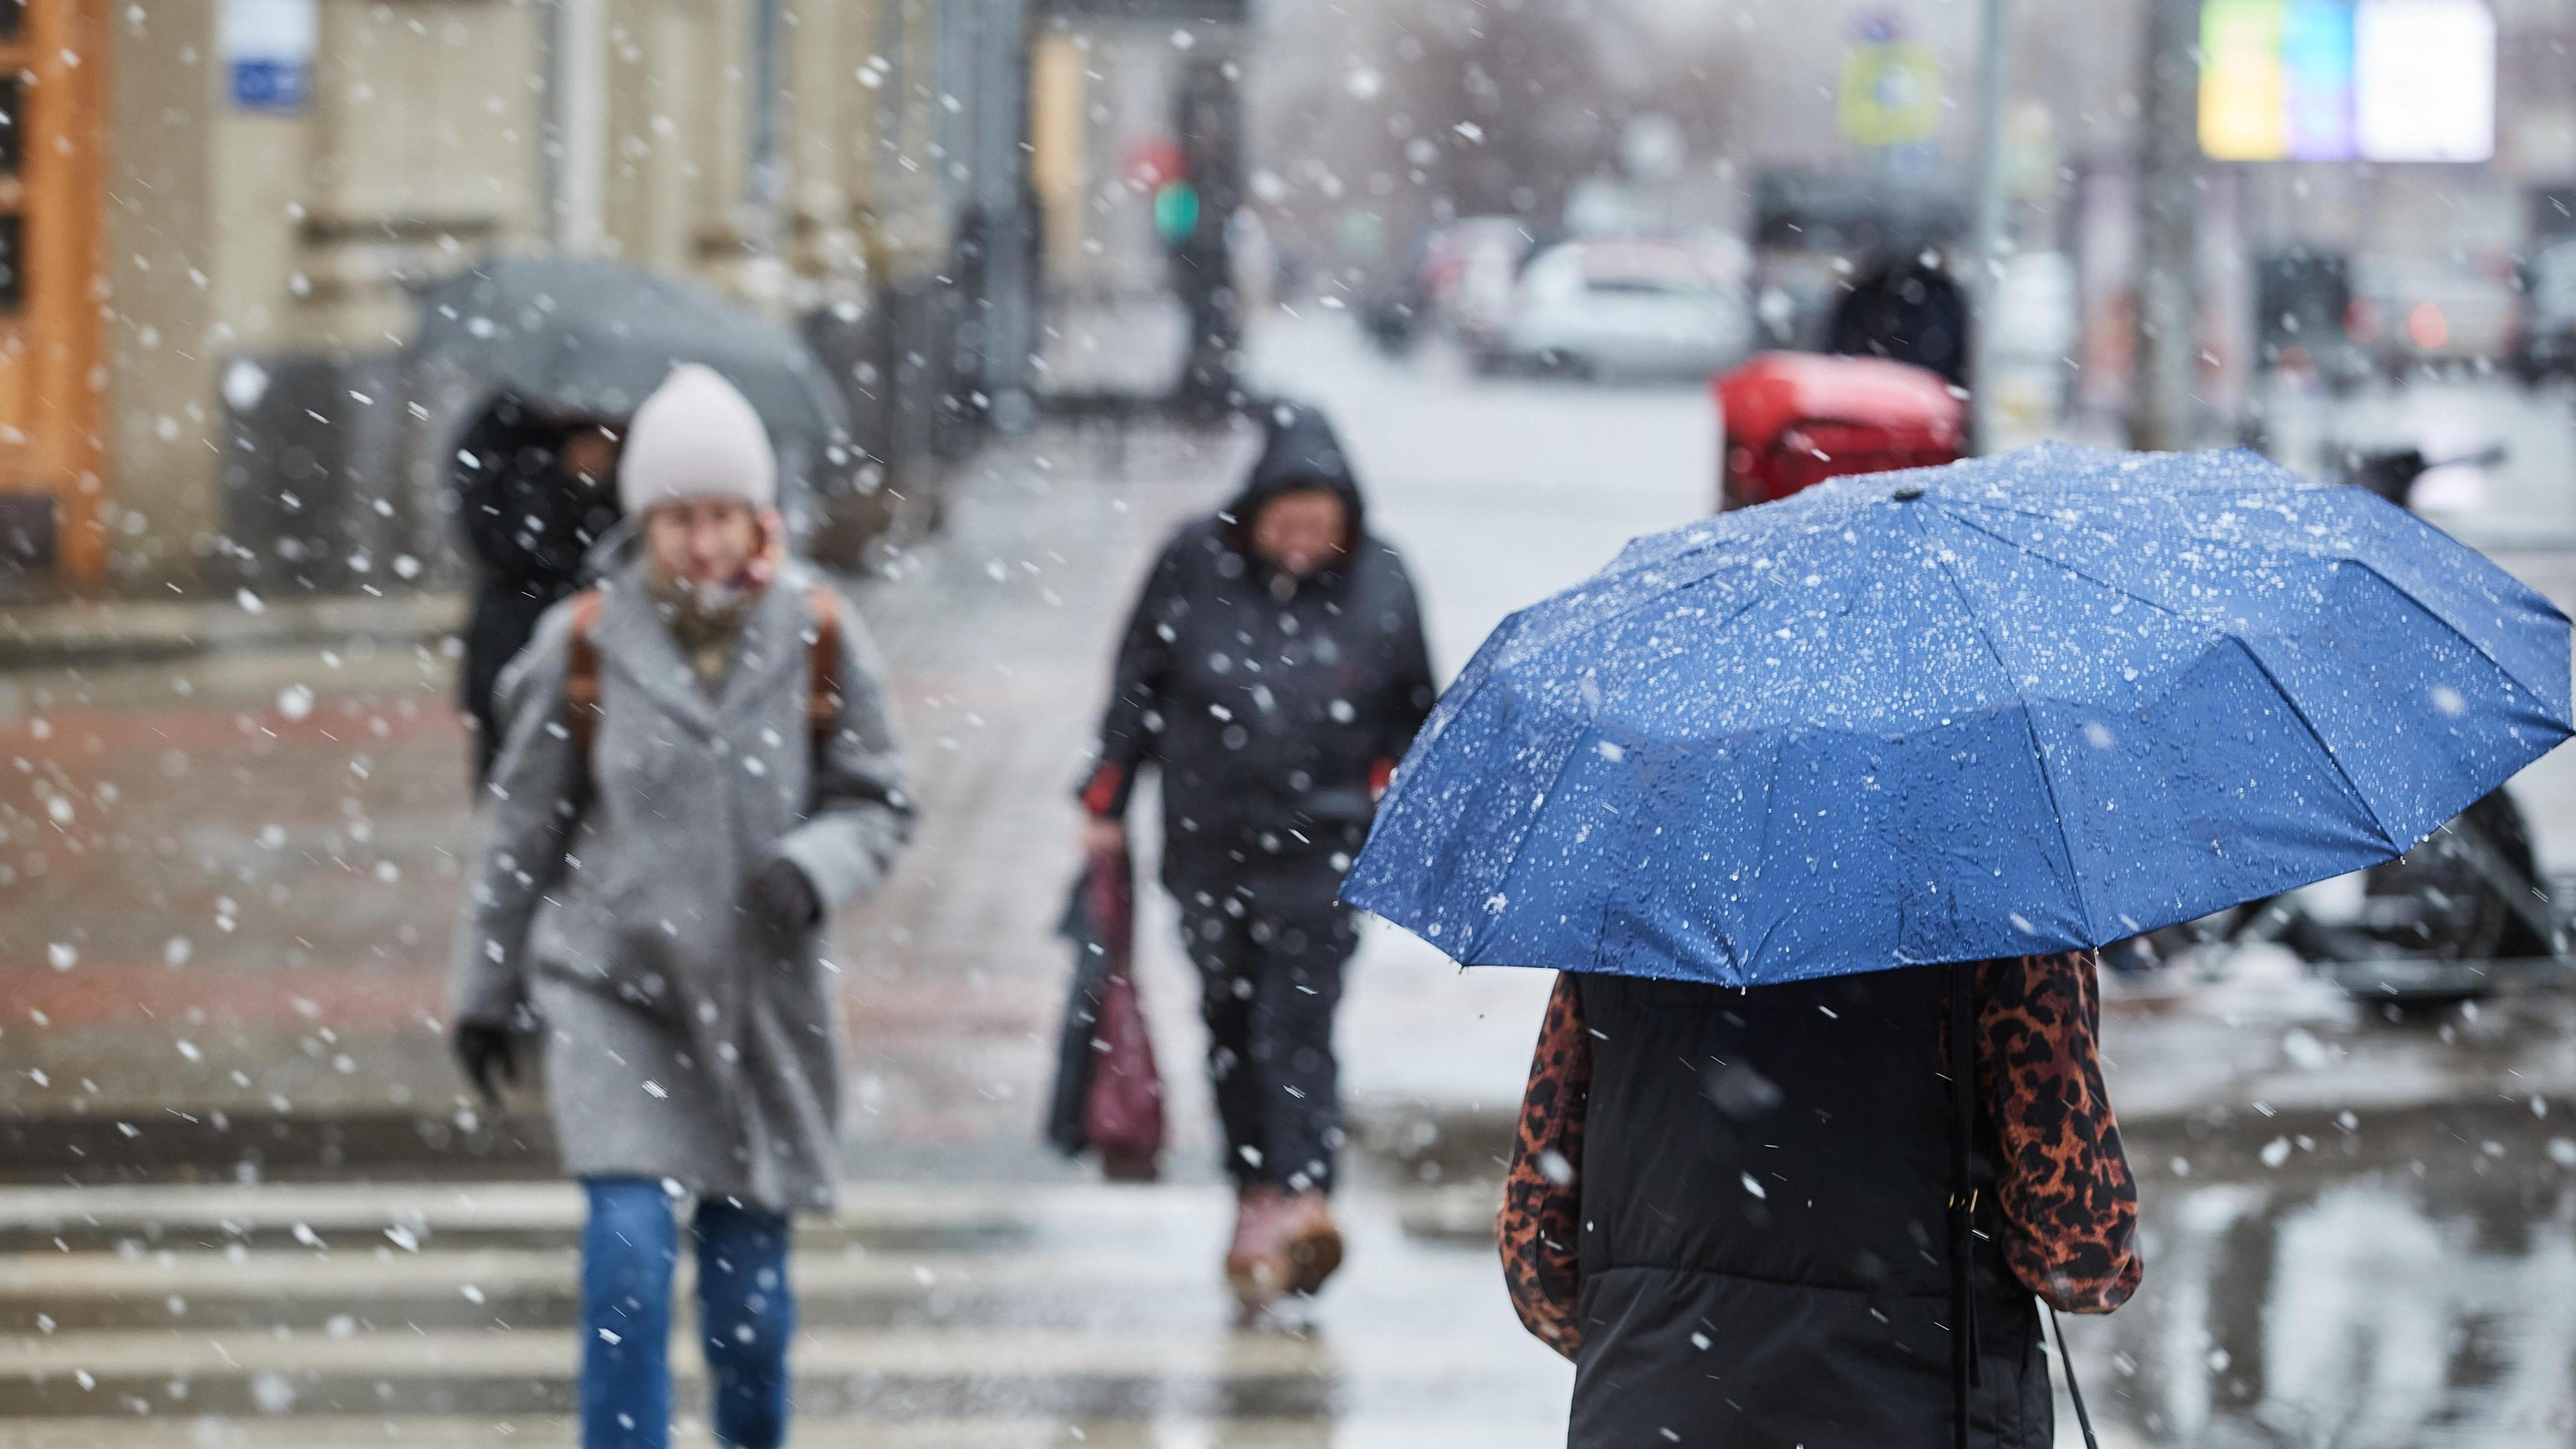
[1501,241,1758,381]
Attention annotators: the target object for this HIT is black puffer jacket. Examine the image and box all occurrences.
[1573,969,2052,1448]
[452,393,624,783]
[1084,404,1436,878]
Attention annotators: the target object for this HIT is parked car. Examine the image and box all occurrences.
[1501,240,1757,381]
[2518,239,2576,382]
[1419,216,1535,355]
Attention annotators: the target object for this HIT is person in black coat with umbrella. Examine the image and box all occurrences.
[1080,401,1436,1308]
[452,393,626,784]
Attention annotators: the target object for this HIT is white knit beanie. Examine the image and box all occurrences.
[616,363,778,515]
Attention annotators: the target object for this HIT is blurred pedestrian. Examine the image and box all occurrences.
[1080,401,1436,1308]
[1829,249,1972,388]
[449,364,911,1449]
[1501,953,2139,1445]
[453,392,628,784]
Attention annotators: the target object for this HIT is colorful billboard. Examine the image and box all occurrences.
[2199,0,2493,163]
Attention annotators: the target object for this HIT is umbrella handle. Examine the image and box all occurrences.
[2044,1302,2102,1449]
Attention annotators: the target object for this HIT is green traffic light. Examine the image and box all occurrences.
[1153,181,1200,243]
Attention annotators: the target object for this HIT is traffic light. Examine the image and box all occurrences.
[1153,180,1200,244]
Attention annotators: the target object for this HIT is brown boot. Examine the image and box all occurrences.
[1225,1184,1290,1308]
[1273,1190,1344,1297]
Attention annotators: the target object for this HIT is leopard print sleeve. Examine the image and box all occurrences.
[1498,971,1590,1359]
[1979,949,2143,1314]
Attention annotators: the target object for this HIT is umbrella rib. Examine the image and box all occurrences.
[1499,549,1799,685]
[1453,677,1597,971]
[1943,492,2375,592]
[2009,699,2091,944]
[2221,637,2402,856]
[1592,494,1872,584]
[1933,508,2195,621]
[1908,507,2100,944]
[2325,557,2573,727]
[1948,501,2568,724]
[1946,488,2513,632]
[1737,733,1803,984]
[1942,500,2438,861]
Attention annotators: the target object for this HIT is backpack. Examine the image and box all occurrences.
[559,583,845,766]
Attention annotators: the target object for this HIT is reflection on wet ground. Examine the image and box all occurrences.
[2074,1098,2576,1446]
[0,1180,1574,1447]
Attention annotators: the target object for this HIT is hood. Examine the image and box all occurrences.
[1225,400,1365,552]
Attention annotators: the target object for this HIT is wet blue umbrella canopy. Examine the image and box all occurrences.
[1343,444,2574,985]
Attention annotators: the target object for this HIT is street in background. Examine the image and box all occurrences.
[7,0,2576,1444]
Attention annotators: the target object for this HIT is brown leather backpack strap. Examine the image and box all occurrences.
[804,584,844,756]
[563,588,607,758]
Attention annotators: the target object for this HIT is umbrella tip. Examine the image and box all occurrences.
[1891,484,1925,502]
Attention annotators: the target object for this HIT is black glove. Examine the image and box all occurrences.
[454,1020,519,1105]
[749,856,823,930]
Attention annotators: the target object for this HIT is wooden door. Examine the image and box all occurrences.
[0,0,105,592]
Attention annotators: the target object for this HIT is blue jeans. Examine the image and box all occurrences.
[581,1179,796,1449]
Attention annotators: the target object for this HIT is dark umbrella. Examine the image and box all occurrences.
[410,256,852,503]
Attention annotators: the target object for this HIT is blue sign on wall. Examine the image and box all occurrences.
[229,58,309,111]
[221,0,316,114]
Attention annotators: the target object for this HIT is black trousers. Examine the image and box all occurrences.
[1171,858,1358,1195]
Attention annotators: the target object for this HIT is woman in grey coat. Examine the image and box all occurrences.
[449,364,910,1449]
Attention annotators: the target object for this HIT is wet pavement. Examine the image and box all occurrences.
[0,1179,1575,1446]
[7,1109,2576,1447]
[7,314,2576,1443]
[2081,1096,2576,1446]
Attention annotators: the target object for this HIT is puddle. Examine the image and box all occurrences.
[2072,1099,2576,1445]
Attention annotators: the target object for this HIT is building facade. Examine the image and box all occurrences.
[1,0,1006,599]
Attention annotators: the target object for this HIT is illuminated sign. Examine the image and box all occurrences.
[2199,0,2493,162]
[2355,0,2496,161]
[2282,0,2357,158]
[2202,0,2288,161]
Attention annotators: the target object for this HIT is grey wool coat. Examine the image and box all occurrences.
[449,553,911,1212]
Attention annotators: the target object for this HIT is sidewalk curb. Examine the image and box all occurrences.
[1346,1085,2572,1196]
[0,591,466,669]
[0,1109,556,1188]
[12,1073,2559,1190]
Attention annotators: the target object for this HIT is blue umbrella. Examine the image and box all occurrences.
[1344,444,2572,985]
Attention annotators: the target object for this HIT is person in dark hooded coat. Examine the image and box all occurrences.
[453,393,626,783]
[1829,250,1972,388]
[1080,401,1435,1307]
